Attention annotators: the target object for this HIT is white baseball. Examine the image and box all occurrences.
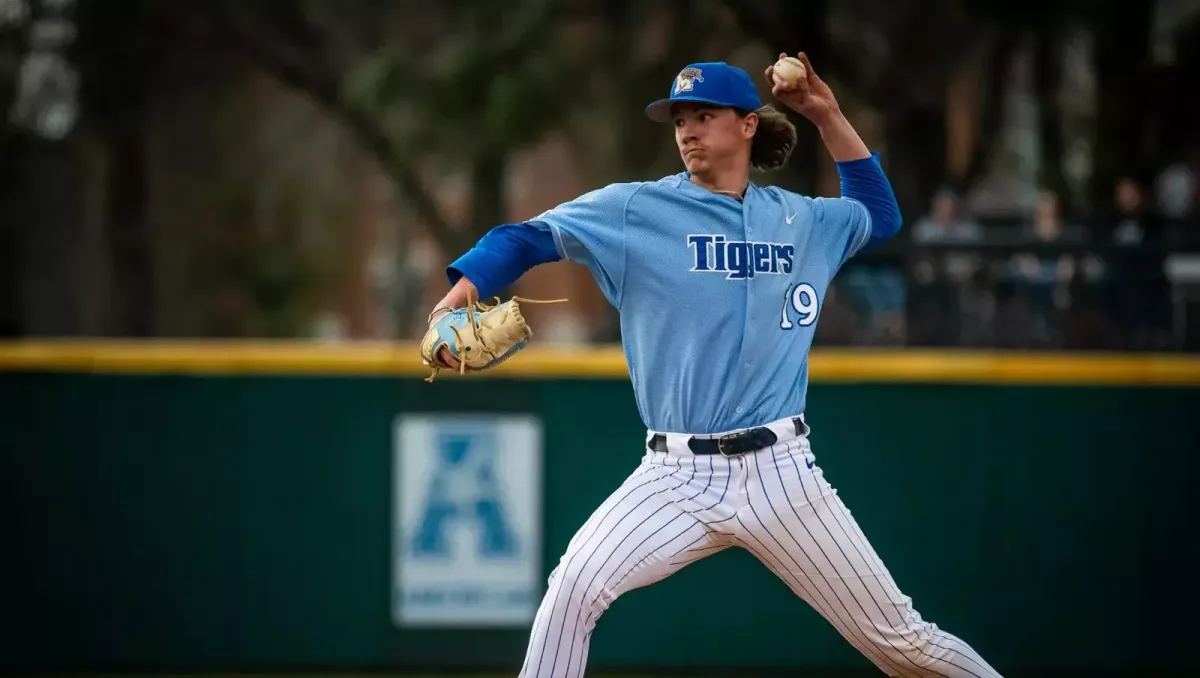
[773,56,807,89]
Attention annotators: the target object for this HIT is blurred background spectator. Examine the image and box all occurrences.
[907,189,989,346]
[1099,176,1175,349]
[995,189,1088,348]
[0,0,1198,352]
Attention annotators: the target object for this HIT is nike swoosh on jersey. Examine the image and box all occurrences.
[785,213,797,224]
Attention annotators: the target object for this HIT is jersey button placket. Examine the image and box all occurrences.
[741,197,755,374]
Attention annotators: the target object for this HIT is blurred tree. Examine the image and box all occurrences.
[0,0,25,145]
[68,0,383,338]
[1,0,89,337]
[721,0,1023,219]
[1025,0,1196,214]
[720,0,1196,223]
[1087,0,1156,209]
[74,0,167,336]
[717,0,833,194]
[198,0,587,259]
[0,0,27,336]
[142,66,363,339]
[1033,13,1069,211]
[562,0,733,185]
[1164,11,1200,158]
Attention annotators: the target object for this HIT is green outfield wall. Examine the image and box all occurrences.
[1,343,1197,674]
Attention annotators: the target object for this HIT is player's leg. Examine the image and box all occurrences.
[519,448,735,678]
[735,439,1003,678]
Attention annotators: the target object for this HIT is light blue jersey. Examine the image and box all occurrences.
[527,172,871,434]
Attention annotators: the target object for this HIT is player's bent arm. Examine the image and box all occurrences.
[434,224,562,312]
[816,112,872,163]
[836,152,902,251]
[808,112,902,260]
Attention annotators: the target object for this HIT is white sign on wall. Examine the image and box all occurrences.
[393,414,542,627]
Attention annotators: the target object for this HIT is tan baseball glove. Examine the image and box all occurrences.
[419,294,564,382]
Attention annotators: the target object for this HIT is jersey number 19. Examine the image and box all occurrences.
[780,283,820,329]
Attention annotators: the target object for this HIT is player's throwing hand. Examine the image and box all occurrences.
[765,52,841,127]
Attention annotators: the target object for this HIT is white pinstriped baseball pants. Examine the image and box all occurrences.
[518,416,1002,678]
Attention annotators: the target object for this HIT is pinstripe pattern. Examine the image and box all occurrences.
[740,438,1000,677]
[519,427,1002,678]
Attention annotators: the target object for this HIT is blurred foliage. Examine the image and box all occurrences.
[146,73,359,338]
[0,0,1197,340]
[201,0,592,257]
[0,1,25,149]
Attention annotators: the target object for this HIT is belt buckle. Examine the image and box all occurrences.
[716,433,741,457]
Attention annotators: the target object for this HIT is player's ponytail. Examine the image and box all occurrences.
[749,105,797,171]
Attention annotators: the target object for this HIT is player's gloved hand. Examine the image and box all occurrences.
[419,292,565,382]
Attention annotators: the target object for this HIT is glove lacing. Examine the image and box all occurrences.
[424,294,566,382]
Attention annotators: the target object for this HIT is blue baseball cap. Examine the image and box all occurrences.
[645,62,763,123]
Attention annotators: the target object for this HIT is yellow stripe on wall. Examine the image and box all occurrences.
[0,341,1198,386]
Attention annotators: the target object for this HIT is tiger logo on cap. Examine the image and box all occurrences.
[673,67,704,95]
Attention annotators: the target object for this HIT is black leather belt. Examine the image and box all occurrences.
[648,416,808,457]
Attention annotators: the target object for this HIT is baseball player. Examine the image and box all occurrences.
[423,55,1003,677]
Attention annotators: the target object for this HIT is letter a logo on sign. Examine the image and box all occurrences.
[394,414,542,627]
[410,430,518,559]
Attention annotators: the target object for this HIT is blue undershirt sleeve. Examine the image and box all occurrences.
[446,223,561,299]
[835,152,903,253]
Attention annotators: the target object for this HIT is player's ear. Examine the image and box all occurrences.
[741,111,759,139]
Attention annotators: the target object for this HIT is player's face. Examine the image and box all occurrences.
[672,104,756,175]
